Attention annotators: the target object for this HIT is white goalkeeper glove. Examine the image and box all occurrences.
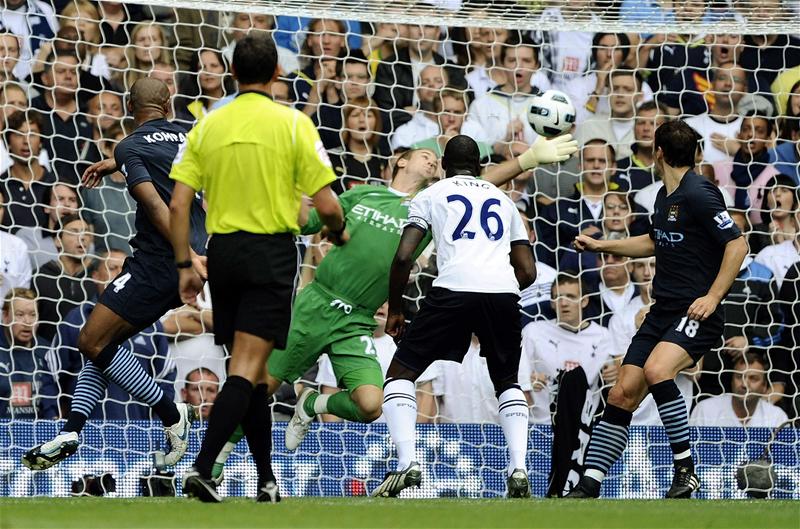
[518,134,579,170]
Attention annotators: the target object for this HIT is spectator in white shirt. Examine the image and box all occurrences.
[390,65,448,150]
[466,34,549,160]
[685,62,748,163]
[522,274,614,424]
[404,88,490,157]
[0,192,31,301]
[690,353,788,428]
[576,68,643,161]
[15,182,81,270]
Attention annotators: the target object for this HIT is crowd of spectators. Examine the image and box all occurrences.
[0,0,799,432]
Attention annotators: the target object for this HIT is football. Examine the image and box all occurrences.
[527,89,577,137]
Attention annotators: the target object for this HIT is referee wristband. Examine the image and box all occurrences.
[175,260,192,269]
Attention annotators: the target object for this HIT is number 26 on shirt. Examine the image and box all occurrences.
[447,194,504,242]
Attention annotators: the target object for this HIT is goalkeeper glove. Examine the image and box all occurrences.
[518,134,579,171]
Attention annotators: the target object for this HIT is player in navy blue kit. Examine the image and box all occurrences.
[23,79,208,470]
[567,120,747,499]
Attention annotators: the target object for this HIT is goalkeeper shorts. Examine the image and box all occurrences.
[268,281,383,389]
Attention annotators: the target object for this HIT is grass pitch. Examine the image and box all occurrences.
[1,498,798,529]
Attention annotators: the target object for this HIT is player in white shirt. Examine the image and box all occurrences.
[523,275,613,424]
[690,353,788,428]
[374,135,537,499]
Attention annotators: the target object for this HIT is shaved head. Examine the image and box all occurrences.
[129,77,170,115]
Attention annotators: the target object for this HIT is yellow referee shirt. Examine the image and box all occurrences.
[169,92,336,235]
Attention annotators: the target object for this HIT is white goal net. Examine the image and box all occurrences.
[0,0,798,499]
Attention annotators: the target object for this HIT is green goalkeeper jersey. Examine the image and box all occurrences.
[303,184,430,313]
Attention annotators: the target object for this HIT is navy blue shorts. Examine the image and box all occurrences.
[394,287,522,387]
[98,252,183,329]
[622,303,723,368]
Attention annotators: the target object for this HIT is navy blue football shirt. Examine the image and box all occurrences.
[650,170,742,309]
[114,119,208,257]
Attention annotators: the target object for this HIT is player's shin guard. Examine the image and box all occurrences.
[650,380,693,467]
[497,386,528,477]
[194,376,253,478]
[382,378,417,471]
[582,404,633,484]
[241,384,276,485]
[63,361,109,433]
[318,391,365,422]
[94,343,179,426]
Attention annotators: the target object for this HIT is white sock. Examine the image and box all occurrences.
[382,378,417,471]
[313,394,330,415]
[498,387,529,477]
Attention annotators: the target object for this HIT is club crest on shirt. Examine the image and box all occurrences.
[667,204,679,222]
[713,211,734,230]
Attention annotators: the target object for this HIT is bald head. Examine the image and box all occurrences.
[442,135,481,177]
[129,77,170,117]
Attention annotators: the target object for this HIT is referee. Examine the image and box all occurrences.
[169,34,346,503]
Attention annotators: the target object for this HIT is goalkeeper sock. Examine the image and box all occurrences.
[582,404,633,483]
[94,343,180,426]
[650,380,693,467]
[212,425,244,480]
[497,387,529,477]
[63,361,108,433]
[194,375,253,479]
[382,378,417,471]
[241,384,276,485]
[321,391,366,422]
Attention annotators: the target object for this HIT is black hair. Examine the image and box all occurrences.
[4,110,42,144]
[742,110,775,137]
[57,213,87,239]
[551,272,588,299]
[654,120,699,168]
[442,135,480,177]
[232,34,278,85]
[609,67,642,88]
[41,181,83,211]
[590,32,631,68]
[499,34,539,65]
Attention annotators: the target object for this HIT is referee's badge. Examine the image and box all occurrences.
[667,204,679,222]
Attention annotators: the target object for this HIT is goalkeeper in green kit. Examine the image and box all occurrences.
[211,134,577,483]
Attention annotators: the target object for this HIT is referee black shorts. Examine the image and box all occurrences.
[393,287,522,389]
[207,231,298,348]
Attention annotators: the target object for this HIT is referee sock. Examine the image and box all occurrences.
[650,380,693,468]
[96,343,180,426]
[195,375,253,479]
[582,404,633,484]
[498,387,529,476]
[63,361,108,434]
[382,378,417,472]
[241,384,276,485]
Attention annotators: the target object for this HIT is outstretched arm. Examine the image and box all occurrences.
[386,225,427,341]
[483,134,578,187]
[574,233,655,258]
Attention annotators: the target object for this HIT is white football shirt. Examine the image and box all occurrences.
[407,174,529,294]
[521,319,613,423]
[689,394,788,428]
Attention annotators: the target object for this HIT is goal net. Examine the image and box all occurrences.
[0,0,799,499]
